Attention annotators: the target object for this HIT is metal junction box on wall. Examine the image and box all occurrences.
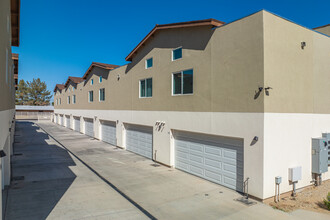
[312,137,329,174]
[288,166,302,182]
[322,133,330,165]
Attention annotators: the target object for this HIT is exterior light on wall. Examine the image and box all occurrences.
[301,41,306,49]
[265,87,273,96]
[117,75,120,81]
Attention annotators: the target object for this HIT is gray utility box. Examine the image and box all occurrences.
[312,137,329,174]
[322,133,330,165]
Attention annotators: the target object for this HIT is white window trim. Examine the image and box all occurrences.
[145,57,153,69]
[171,68,194,96]
[139,78,152,98]
[88,91,93,102]
[171,46,183,62]
[99,88,105,102]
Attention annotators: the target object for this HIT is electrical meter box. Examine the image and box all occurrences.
[289,166,302,182]
[312,137,328,174]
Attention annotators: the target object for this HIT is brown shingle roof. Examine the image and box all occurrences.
[64,76,84,87]
[125,18,225,61]
[54,84,65,92]
[82,62,120,79]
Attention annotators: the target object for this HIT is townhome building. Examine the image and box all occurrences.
[53,10,330,200]
[0,0,20,217]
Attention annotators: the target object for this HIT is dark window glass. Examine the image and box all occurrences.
[146,58,153,68]
[183,69,193,94]
[140,80,146,97]
[172,48,182,60]
[173,73,182,94]
[146,78,152,97]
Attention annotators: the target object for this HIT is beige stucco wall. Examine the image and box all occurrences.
[55,12,264,113]
[0,0,15,112]
[262,11,330,199]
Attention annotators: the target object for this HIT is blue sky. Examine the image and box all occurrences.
[12,0,330,100]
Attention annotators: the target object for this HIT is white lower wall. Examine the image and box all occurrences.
[264,113,330,199]
[0,108,15,218]
[55,109,265,198]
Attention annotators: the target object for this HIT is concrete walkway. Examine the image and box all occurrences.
[6,121,329,220]
[5,121,147,220]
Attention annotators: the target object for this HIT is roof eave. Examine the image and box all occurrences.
[11,0,20,47]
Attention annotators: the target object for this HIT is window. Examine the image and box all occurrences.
[69,88,71,92]
[89,91,93,102]
[59,98,61,104]
[172,69,193,95]
[140,78,152,98]
[68,96,70,104]
[91,79,94,85]
[145,58,153,69]
[55,99,57,105]
[72,87,75,91]
[73,95,76,104]
[99,88,105,101]
[99,76,102,83]
[172,47,182,61]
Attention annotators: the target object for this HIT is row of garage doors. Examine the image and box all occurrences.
[53,115,244,192]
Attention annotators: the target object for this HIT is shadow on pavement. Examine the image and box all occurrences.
[5,121,76,220]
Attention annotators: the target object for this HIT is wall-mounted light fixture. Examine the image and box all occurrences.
[301,41,306,49]
[117,74,120,81]
[265,87,273,96]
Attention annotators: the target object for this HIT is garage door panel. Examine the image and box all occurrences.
[205,146,222,156]
[175,131,243,192]
[126,125,153,159]
[205,170,221,182]
[205,158,222,169]
[101,121,116,146]
[190,154,203,164]
[84,119,94,137]
[190,165,204,176]
[74,117,80,132]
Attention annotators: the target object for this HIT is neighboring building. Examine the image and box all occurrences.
[53,10,330,200]
[314,24,330,36]
[0,0,20,217]
[15,105,54,120]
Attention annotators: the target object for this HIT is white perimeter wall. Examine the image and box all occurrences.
[264,113,330,199]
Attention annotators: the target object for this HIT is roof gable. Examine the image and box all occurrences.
[54,84,65,92]
[64,76,84,87]
[125,18,224,61]
[83,62,120,79]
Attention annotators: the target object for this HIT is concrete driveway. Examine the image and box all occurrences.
[6,121,329,220]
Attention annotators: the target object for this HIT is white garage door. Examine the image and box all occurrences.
[174,131,244,192]
[84,118,94,137]
[101,120,116,146]
[74,117,80,132]
[60,115,64,126]
[54,115,58,123]
[126,124,153,159]
[65,116,70,128]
